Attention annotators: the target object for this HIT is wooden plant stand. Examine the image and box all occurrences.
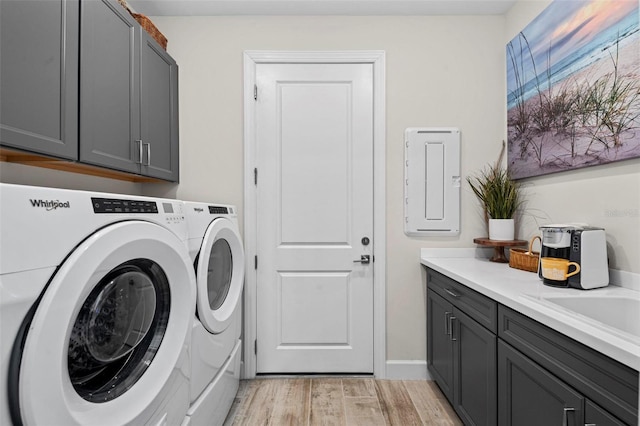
[473,238,527,263]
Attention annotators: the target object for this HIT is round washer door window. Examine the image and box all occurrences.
[196,217,245,334]
[16,221,195,426]
[68,259,170,402]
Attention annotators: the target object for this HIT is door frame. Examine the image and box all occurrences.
[242,50,386,379]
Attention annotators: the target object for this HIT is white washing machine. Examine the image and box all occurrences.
[0,183,196,426]
[183,202,244,426]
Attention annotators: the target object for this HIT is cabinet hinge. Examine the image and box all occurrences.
[254,255,258,270]
[254,84,258,101]
[254,167,258,185]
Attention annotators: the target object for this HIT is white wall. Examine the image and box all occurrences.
[144,15,506,361]
[506,1,640,275]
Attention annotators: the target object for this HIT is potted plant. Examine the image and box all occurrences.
[467,142,522,240]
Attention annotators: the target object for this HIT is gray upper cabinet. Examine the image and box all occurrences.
[140,31,179,181]
[80,0,140,174]
[0,0,79,159]
[1,0,179,182]
[80,0,179,181]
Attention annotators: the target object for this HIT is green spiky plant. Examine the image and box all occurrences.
[467,141,522,220]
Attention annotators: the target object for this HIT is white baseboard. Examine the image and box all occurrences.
[385,360,432,380]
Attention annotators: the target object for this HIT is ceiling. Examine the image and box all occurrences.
[126,0,518,16]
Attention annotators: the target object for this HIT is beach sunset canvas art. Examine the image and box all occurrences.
[507,0,640,179]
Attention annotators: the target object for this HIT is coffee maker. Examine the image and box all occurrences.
[539,224,609,289]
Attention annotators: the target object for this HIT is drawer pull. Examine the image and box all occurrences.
[445,288,461,298]
[563,407,575,426]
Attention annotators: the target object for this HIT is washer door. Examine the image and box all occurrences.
[17,221,195,426]
[196,217,245,334]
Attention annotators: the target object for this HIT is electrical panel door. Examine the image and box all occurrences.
[404,128,460,236]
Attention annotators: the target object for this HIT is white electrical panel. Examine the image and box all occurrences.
[404,128,461,236]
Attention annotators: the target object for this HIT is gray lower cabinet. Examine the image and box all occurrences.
[425,267,639,426]
[498,340,584,425]
[499,305,638,426]
[80,0,179,181]
[454,308,497,425]
[0,0,79,159]
[427,269,497,425]
[427,289,455,401]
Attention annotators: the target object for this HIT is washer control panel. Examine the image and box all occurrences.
[92,197,158,214]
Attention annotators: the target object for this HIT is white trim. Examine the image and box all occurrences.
[242,50,386,379]
[609,269,640,292]
[385,360,431,380]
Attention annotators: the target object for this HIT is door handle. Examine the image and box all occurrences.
[449,316,457,341]
[444,311,451,335]
[136,139,143,164]
[353,255,371,264]
[562,407,575,426]
[143,142,151,166]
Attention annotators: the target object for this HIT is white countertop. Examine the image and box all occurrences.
[420,249,640,371]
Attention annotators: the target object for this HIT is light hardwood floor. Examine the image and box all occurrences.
[225,378,463,425]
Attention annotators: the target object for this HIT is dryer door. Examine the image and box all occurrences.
[196,217,245,334]
[15,221,195,426]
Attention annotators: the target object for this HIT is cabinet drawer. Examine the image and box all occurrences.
[427,268,497,333]
[585,400,626,426]
[499,305,638,425]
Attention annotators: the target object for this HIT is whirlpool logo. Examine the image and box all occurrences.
[193,207,204,213]
[30,199,71,211]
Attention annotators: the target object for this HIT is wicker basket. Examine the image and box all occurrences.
[132,13,168,50]
[509,236,541,273]
[117,0,168,50]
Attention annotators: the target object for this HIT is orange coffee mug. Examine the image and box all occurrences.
[540,257,581,281]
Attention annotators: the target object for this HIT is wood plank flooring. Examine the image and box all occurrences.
[225,378,462,426]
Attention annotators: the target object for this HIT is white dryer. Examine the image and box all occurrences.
[183,202,244,426]
[0,183,196,426]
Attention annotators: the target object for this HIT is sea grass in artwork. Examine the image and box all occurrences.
[506,0,640,179]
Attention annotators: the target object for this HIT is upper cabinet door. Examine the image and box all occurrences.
[0,0,79,159]
[79,0,141,174]
[140,31,179,182]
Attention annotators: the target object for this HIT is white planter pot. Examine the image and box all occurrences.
[489,218,515,241]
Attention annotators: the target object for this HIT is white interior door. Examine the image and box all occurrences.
[255,62,374,373]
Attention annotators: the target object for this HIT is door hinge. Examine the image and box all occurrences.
[254,84,258,101]
[254,255,258,269]
[254,339,257,355]
[254,167,258,185]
